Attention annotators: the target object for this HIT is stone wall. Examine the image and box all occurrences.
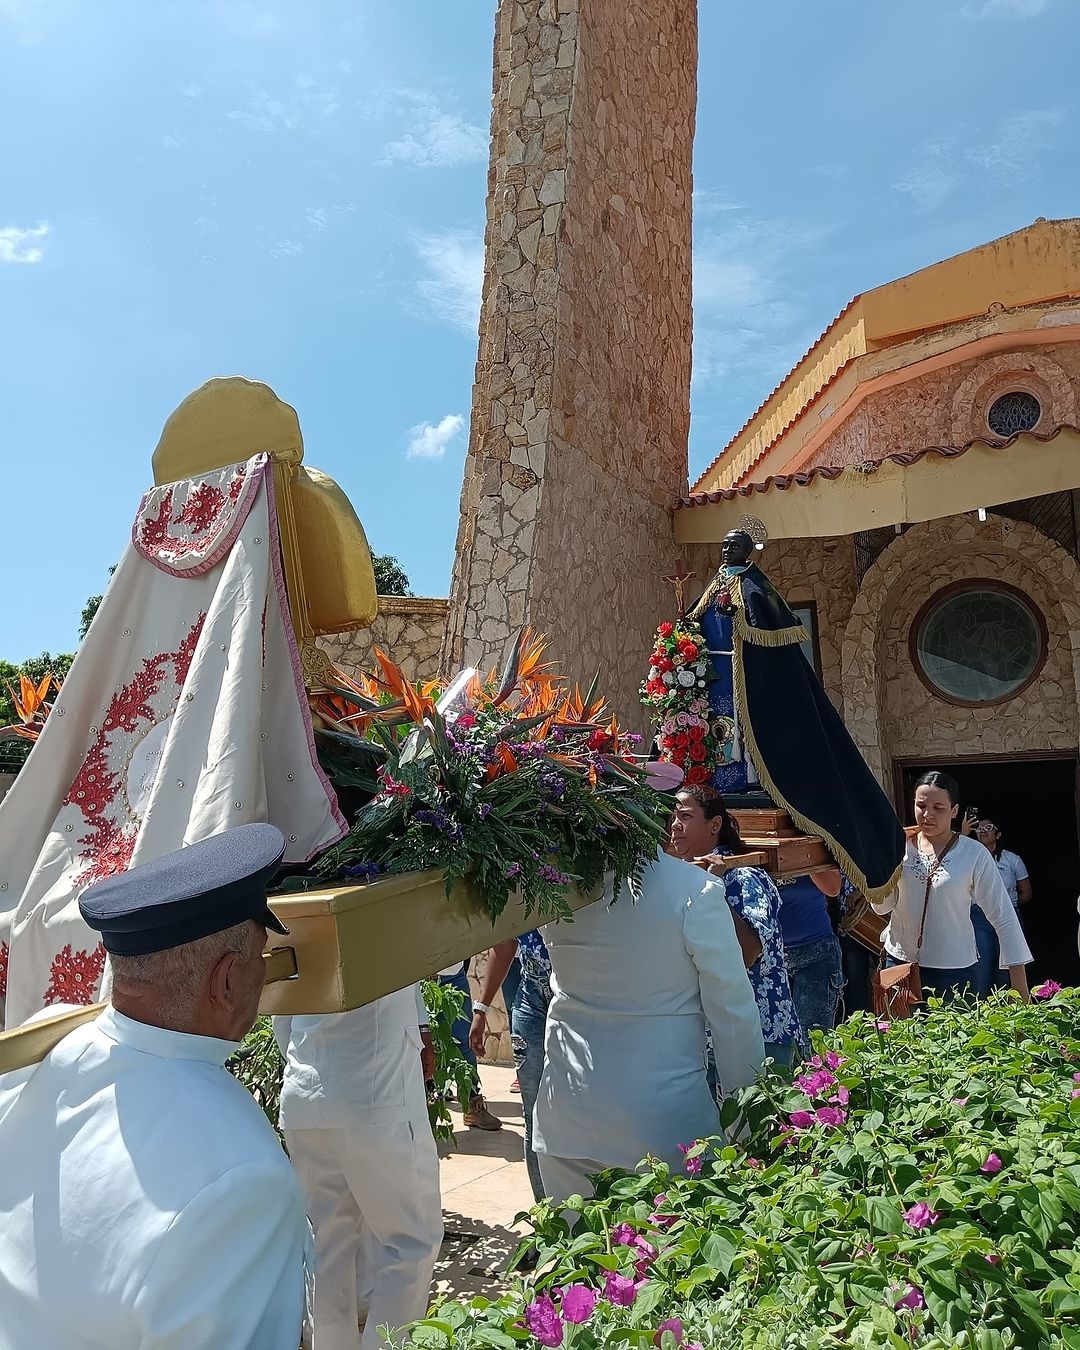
[805,338,1080,469]
[317,596,448,682]
[842,516,1080,789]
[444,0,697,728]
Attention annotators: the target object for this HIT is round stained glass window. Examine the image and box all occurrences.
[913,583,1045,705]
[986,390,1041,437]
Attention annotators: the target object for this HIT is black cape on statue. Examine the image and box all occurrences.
[727,564,904,905]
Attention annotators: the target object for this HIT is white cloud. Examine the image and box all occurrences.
[893,160,957,214]
[227,76,339,134]
[962,0,1049,17]
[406,413,466,460]
[179,82,204,100]
[0,222,49,264]
[379,93,487,169]
[692,214,823,391]
[413,229,484,332]
[969,108,1063,174]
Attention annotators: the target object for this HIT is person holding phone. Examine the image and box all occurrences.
[872,772,1031,1001]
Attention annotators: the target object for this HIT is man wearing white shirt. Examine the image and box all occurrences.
[275,984,443,1350]
[0,824,309,1350]
[534,851,765,1202]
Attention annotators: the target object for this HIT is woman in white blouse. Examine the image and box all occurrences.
[872,771,1031,1002]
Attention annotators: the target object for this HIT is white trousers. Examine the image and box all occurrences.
[285,1120,443,1350]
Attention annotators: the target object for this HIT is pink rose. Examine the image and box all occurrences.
[603,1271,639,1307]
[654,1319,684,1346]
[559,1284,597,1325]
[524,1294,564,1348]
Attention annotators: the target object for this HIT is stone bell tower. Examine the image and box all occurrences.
[443,0,697,721]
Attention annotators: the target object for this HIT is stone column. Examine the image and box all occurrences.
[443,0,697,724]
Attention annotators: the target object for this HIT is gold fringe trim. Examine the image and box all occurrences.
[689,575,724,621]
[732,638,902,907]
[730,574,809,648]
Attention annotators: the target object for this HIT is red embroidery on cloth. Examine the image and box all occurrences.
[62,614,206,885]
[136,465,250,563]
[0,942,8,1002]
[43,943,107,1007]
[174,612,207,687]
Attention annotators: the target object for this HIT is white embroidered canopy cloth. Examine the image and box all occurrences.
[0,454,346,1029]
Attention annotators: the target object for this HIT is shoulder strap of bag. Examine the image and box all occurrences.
[914,832,959,960]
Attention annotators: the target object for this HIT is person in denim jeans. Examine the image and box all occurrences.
[777,871,845,1036]
[471,933,551,1201]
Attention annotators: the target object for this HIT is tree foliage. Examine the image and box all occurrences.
[373,552,412,597]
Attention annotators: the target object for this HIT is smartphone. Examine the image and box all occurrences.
[965,805,979,824]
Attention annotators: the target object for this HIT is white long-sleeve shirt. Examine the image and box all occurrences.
[873,835,1032,970]
[274,984,429,1130]
[534,852,765,1171]
[0,1007,307,1350]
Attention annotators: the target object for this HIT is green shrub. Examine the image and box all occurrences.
[405,987,1080,1349]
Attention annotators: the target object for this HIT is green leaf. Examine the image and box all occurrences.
[701,1231,738,1276]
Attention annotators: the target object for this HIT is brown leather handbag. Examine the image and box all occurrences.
[871,833,958,1019]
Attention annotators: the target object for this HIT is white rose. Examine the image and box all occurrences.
[694,661,707,676]
[662,672,675,686]
[677,669,696,687]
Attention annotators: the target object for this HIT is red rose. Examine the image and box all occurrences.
[657,658,674,674]
[588,729,612,752]
[650,651,665,667]
[679,641,699,660]
[658,622,674,638]
[675,731,690,748]
[689,742,706,763]
[688,723,705,741]
[686,765,709,785]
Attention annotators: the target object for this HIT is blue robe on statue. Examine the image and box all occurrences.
[698,595,751,794]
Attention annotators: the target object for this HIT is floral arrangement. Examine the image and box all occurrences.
[405,986,1080,1348]
[0,672,59,774]
[640,620,719,788]
[314,631,670,921]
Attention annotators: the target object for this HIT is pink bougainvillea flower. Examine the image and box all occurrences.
[789,1110,815,1129]
[633,1236,658,1262]
[1034,980,1062,1000]
[634,1257,652,1280]
[874,1020,891,1032]
[985,1254,1001,1266]
[815,1106,847,1128]
[981,1152,1004,1174]
[524,1294,564,1348]
[611,1223,636,1247]
[1072,1072,1080,1084]
[830,1085,850,1106]
[903,1201,941,1230]
[825,1051,847,1069]
[559,1284,597,1325]
[654,1319,684,1346]
[795,1068,837,1097]
[677,1142,704,1174]
[854,1242,876,1259]
[895,1283,926,1312]
[1070,1088,1080,1100]
[603,1270,640,1307]
[950,1096,970,1107]
[746,1156,762,1169]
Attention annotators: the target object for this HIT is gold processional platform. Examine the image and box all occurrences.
[0,378,830,1075]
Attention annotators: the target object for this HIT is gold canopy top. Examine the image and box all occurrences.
[151,376,377,647]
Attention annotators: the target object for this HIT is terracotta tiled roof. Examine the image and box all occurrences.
[676,424,1077,510]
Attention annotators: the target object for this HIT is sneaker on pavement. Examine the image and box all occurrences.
[463,1093,503,1130]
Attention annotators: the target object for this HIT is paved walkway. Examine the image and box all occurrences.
[433,1063,534,1301]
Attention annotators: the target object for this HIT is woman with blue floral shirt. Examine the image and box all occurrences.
[669,787,804,1066]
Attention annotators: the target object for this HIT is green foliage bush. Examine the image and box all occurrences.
[406,988,1080,1349]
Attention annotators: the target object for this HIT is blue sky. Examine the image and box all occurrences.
[2,0,1077,659]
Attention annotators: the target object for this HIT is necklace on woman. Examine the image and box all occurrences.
[917,830,957,861]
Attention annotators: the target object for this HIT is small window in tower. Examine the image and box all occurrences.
[986,390,1041,438]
